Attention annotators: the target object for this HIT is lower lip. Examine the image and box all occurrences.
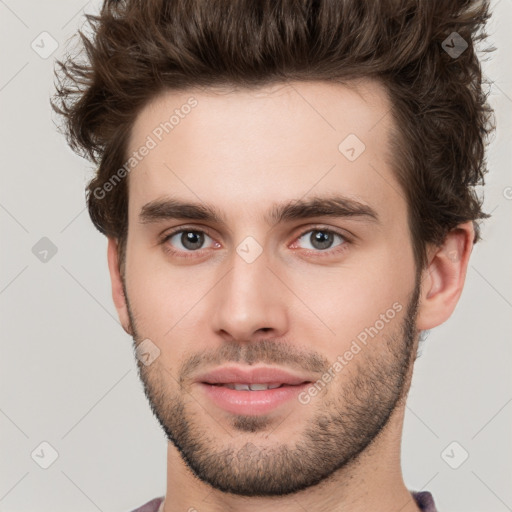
[198,382,310,415]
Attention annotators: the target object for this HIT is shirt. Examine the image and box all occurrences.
[129,490,438,511]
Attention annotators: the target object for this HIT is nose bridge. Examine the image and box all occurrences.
[211,240,288,340]
[229,244,270,300]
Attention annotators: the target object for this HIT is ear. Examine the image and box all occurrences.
[416,221,475,331]
[107,237,133,336]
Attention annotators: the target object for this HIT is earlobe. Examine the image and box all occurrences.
[106,237,133,336]
[416,222,475,331]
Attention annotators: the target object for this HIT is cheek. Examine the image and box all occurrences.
[125,241,222,353]
[300,249,414,352]
[124,244,179,336]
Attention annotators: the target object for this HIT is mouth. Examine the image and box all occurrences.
[198,380,312,416]
[206,382,309,390]
[194,366,315,415]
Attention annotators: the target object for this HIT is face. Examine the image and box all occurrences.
[116,80,423,496]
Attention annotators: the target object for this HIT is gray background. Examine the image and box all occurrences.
[0,1,511,511]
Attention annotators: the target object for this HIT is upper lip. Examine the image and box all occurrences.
[195,366,313,385]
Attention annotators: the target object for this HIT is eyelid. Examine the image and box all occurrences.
[293,224,353,244]
[161,224,214,239]
[160,225,218,249]
[161,223,353,241]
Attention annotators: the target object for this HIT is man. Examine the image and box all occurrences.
[52,0,495,511]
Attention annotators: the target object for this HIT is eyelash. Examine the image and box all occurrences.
[159,225,352,259]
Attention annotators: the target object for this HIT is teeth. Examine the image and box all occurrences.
[223,383,283,391]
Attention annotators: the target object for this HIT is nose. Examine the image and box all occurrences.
[210,246,289,343]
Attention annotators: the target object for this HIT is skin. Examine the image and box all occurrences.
[106,79,474,512]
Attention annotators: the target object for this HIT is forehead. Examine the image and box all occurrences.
[126,79,405,227]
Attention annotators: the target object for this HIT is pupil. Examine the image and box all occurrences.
[312,231,333,250]
[182,231,204,250]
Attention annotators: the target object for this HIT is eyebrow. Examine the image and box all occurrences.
[138,195,380,227]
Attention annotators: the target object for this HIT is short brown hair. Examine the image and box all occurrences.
[51,0,495,272]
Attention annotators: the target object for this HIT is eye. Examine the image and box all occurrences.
[161,228,218,257]
[292,227,348,254]
[160,225,350,259]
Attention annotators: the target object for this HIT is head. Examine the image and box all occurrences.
[52,0,494,497]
